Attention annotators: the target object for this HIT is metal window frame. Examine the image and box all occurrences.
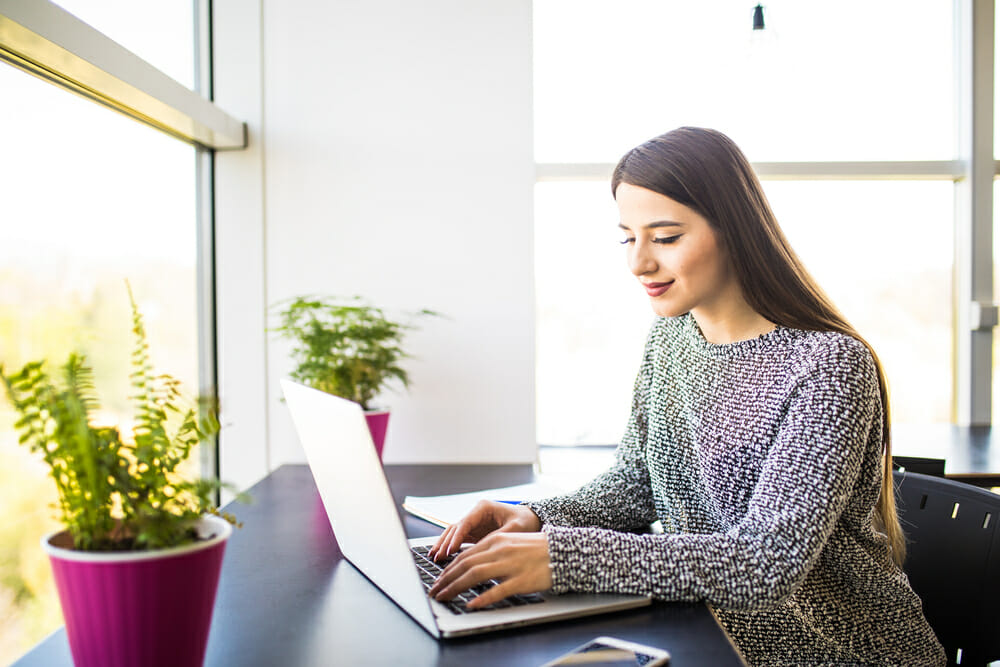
[195,0,221,485]
[0,0,246,150]
[536,161,982,182]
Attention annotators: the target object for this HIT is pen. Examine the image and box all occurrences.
[496,500,523,505]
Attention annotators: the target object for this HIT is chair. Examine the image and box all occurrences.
[892,455,946,477]
[892,470,1000,666]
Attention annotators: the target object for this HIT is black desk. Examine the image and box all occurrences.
[892,424,1000,487]
[15,464,745,667]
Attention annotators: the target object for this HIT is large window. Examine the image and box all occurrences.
[534,0,975,445]
[0,3,205,662]
[534,0,954,164]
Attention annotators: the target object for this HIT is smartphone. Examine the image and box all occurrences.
[540,636,671,667]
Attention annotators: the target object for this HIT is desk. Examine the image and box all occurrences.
[535,426,1000,490]
[892,424,1000,487]
[14,464,746,667]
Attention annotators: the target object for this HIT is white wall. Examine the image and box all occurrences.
[215,0,536,476]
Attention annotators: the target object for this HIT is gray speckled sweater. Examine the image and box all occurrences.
[528,314,944,666]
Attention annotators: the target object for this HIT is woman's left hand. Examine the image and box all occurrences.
[427,531,553,609]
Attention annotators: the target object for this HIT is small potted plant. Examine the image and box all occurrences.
[270,295,438,459]
[1,285,241,667]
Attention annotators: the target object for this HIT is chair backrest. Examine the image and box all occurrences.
[891,455,946,477]
[892,470,1000,666]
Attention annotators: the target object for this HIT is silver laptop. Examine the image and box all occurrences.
[280,379,651,638]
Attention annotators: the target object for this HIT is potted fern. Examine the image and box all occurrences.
[0,286,240,667]
[270,295,437,459]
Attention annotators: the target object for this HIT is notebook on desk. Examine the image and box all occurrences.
[280,379,651,638]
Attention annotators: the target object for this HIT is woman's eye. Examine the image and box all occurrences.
[619,237,635,245]
[653,235,681,244]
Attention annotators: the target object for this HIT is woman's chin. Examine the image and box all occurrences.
[649,300,687,319]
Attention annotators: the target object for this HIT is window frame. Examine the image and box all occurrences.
[0,0,245,149]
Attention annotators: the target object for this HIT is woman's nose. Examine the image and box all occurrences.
[628,242,656,276]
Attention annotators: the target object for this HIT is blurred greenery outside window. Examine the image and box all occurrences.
[0,1,200,662]
[533,0,978,445]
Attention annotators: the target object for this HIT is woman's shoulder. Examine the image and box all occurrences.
[777,328,879,399]
[643,315,876,376]
[784,327,874,368]
[648,314,868,358]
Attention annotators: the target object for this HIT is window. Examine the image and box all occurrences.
[0,2,210,661]
[764,181,954,425]
[534,0,972,445]
[535,181,649,445]
[534,0,954,164]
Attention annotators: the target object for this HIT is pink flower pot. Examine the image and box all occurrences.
[364,410,390,460]
[41,515,232,667]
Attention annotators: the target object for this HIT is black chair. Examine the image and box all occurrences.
[892,470,1000,666]
[892,455,947,477]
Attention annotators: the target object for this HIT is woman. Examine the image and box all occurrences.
[428,127,945,666]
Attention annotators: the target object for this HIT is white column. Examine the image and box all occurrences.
[953,0,995,425]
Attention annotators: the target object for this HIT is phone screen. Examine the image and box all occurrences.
[546,640,666,666]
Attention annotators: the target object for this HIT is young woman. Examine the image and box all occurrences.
[428,127,945,666]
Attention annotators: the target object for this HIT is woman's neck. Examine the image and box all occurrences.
[691,302,775,345]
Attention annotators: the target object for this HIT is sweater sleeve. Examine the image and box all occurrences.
[525,332,658,533]
[542,342,880,611]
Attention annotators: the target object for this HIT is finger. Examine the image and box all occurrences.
[427,564,461,598]
[429,525,456,560]
[447,503,504,548]
[428,527,447,559]
[427,545,480,597]
[433,562,498,602]
[467,579,523,610]
[429,542,493,597]
[429,525,454,560]
[443,524,471,558]
[440,532,494,573]
[434,523,470,561]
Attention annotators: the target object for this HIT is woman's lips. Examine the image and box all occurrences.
[642,281,673,297]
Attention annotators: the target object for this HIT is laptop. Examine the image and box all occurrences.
[280,379,651,638]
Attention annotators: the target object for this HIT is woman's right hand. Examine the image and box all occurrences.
[428,500,542,562]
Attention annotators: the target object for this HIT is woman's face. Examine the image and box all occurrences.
[616,182,739,320]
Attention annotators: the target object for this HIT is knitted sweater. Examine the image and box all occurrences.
[528,314,945,666]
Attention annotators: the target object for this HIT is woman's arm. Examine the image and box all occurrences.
[544,345,880,610]
[429,331,662,606]
[430,434,659,608]
[526,444,656,532]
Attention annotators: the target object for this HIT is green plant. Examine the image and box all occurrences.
[270,295,438,411]
[0,285,239,552]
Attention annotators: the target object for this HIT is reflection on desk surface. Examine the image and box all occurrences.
[891,424,1000,479]
[540,425,1000,487]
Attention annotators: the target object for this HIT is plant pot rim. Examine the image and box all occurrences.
[41,514,232,563]
[364,408,390,416]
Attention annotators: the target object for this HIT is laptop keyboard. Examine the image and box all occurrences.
[410,545,546,615]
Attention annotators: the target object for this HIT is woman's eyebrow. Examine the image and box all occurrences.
[618,220,684,230]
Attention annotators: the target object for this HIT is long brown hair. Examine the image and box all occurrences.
[611,127,904,565]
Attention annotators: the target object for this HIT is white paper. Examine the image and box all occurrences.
[402,478,570,528]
